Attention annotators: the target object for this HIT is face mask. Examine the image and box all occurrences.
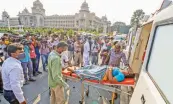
[5,40,9,45]
[17,53,25,60]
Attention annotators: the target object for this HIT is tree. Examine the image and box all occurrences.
[119,25,131,34]
[112,21,126,33]
[67,29,74,36]
[130,9,145,27]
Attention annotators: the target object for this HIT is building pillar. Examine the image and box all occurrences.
[103,24,107,34]
[28,16,31,27]
[36,16,40,27]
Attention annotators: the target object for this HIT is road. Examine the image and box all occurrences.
[0,70,122,104]
[0,55,129,104]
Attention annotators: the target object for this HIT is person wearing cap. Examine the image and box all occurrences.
[48,41,69,104]
[74,37,82,66]
[20,40,36,85]
[2,43,26,104]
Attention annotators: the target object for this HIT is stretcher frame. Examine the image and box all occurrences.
[63,73,134,104]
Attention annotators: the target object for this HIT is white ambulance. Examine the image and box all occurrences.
[130,2,173,104]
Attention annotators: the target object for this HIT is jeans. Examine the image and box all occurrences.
[3,90,19,104]
[91,55,98,65]
[31,58,36,75]
[35,54,40,72]
[41,54,48,71]
[21,61,33,81]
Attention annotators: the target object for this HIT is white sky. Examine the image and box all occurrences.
[0,0,163,25]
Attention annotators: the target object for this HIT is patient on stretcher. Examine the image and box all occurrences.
[63,65,134,82]
[62,66,77,73]
[103,67,126,82]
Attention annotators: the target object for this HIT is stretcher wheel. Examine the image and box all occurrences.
[79,101,83,104]
[49,88,51,96]
[109,93,118,104]
[86,90,89,97]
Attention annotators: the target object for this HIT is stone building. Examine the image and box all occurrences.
[0,0,111,33]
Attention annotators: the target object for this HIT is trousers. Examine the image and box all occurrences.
[21,61,33,81]
[31,58,36,75]
[35,54,40,72]
[91,55,98,65]
[3,90,19,104]
[41,54,48,71]
[73,52,82,66]
[50,85,65,104]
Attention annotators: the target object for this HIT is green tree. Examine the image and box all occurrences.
[119,25,131,34]
[112,21,126,33]
[67,29,74,36]
[130,9,145,27]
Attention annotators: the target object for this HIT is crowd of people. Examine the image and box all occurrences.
[0,32,130,104]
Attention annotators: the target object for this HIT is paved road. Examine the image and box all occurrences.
[0,54,129,104]
[0,70,121,104]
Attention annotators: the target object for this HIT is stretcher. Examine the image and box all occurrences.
[62,69,135,104]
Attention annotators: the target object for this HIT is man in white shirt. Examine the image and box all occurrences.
[1,43,26,104]
[83,38,90,66]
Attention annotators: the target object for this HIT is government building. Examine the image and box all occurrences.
[0,0,111,33]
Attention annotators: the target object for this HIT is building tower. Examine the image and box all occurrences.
[78,0,90,30]
[2,10,9,26]
[102,15,108,34]
[32,0,45,27]
[18,8,31,27]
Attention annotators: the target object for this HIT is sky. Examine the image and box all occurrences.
[0,0,163,25]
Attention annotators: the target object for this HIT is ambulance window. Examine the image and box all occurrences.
[147,24,173,103]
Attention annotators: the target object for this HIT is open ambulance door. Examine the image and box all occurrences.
[130,4,173,104]
[129,22,153,77]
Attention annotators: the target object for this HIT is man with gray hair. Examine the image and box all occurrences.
[48,41,70,104]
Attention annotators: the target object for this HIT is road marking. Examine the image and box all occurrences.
[33,94,41,104]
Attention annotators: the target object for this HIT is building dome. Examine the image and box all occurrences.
[32,0,45,15]
[102,15,107,21]
[22,8,30,14]
[81,1,88,7]
[33,0,43,7]
[2,10,9,17]
[80,0,89,12]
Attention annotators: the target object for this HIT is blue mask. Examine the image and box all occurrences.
[17,53,25,60]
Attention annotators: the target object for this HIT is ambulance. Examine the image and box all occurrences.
[130,1,173,104]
